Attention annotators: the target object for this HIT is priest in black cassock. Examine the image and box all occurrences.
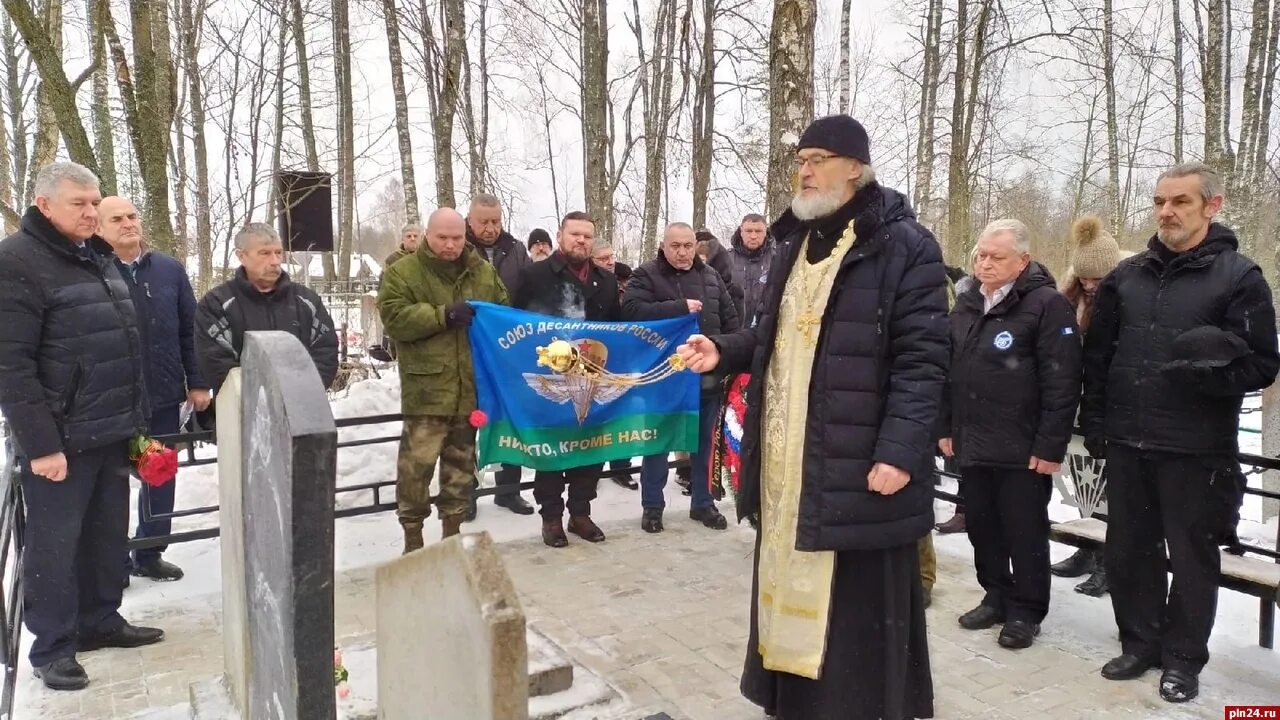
[678,115,946,720]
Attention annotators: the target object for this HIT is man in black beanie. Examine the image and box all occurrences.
[677,114,943,719]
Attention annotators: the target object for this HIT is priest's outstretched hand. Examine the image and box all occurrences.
[678,334,720,373]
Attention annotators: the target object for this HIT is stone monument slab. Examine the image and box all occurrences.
[215,368,248,712]
[376,531,528,720]
[241,331,338,719]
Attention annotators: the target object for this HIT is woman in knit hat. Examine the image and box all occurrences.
[1050,214,1123,596]
[1060,215,1122,333]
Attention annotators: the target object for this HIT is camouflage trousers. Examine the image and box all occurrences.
[397,415,477,526]
[918,533,937,592]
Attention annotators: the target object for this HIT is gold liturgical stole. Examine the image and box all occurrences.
[756,221,856,679]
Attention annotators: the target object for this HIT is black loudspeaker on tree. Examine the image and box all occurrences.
[276,170,335,252]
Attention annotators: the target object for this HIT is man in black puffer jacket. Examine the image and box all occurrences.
[939,218,1082,650]
[195,223,339,394]
[623,223,740,534]
[1080,163,1279,704]
[512,211,621,548]
[678,115,944,720]
[0,162,163,691]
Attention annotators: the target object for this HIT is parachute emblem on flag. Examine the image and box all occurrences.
[523,337,688,425]
[1064,452,1109,518]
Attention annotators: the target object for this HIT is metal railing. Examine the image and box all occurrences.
[0,436,23,720]
[1,410,1277,714]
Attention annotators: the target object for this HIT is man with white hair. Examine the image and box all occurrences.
[384,223,424,270]
[0,161,163,690]
[194,223,339,393]
[938,218,1082,650]
[677,115,945,719]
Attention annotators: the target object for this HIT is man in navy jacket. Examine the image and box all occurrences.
[99,196,210,582]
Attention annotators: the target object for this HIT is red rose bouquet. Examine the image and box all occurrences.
[129,436,179,488]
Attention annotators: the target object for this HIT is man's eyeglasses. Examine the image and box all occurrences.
[793,154,841,170]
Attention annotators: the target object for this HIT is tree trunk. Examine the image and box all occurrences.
[1173,0,1185,162]
[1202,0,1227,171]
[2,0,100,181]
[0,54,12,230]
[913,0,942,225]
[100,0,177,253]
[633,0,680,260]
[581,0,612,239]
[27,0,62,195]
[765,0,816,219]
[168,34,189,261]
[89,0,117,194]
[381,0,420,220]
[1070,92,1100,221]
[289,0,322,173]
[838,0,851,113]
[944,0,971,262]
[3,17,29,207]
[431,0,464,208]
[690,0,715,229]
[268,11,286,227]
[536,69,562,222]
[180,0,212,290]
[461,0,490,197]
[334,0,355,280]
[1102,0,1121,233]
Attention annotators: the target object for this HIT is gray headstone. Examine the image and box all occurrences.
[376,531,528,720]
[241,331,338,720]
[215,369,249,712]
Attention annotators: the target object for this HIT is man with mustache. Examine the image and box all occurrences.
[1080,163,1278,703]
[98,196,210,583]
[195,223,339,394]
[678,115,944,720]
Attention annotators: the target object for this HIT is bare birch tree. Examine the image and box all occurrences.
[380,0,420,220]
[765,0,816,218]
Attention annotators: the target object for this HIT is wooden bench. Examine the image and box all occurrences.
[1049,517,1280,649]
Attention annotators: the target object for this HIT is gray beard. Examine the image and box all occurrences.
[791,188,845,221]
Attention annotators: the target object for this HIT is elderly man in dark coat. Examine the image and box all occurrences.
[939,218,1082,650]
[0,162,164,691]
[679,115,944,720]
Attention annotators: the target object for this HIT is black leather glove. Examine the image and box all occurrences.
[445,301,474,328]
[1084,434,1107,460]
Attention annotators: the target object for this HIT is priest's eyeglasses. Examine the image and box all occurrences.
[794,154,841,170]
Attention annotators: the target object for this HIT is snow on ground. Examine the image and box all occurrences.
[23,372,1272,714]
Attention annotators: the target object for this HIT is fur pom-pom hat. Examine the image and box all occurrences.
[1069,215,1122,280]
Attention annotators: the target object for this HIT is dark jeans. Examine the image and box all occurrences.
[1105,445,1235,674]
[533,464,601,519]
[23,442,130,666]
[640,394,718,511]
[133,404,181,564]
[962,467,1053,624]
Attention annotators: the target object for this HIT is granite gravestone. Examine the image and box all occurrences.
[376,531,528,720]
[241,331,338,720]
[215,368,250,710]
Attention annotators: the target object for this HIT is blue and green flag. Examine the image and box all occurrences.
[468,302,700,470]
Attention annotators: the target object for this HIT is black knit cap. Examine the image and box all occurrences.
[527,228,552,249]
[1167,326,1251,369]
[614,261,633,280]
[797,115,871,164]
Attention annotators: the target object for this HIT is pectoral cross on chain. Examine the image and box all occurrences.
[797,311,821,347]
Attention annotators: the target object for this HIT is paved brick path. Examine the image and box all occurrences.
[13,509,1280,719]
